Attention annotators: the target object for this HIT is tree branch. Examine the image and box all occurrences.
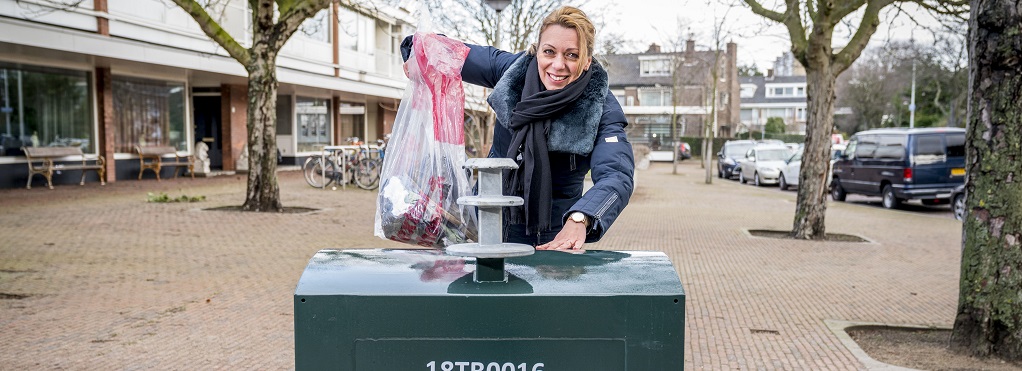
[170,0,250,65]
[911,0,969,18]
[272,0,331,50]
[783,0,808,61]
[833,0,896,75]
[742,0,786,22]
[744,0,809,72]
[832,0,867,22]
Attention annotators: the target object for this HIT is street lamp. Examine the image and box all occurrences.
[909,32,917,128]
[484,0,512,50]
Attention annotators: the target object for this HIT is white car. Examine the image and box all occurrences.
[738,145,791,186]
[779,150,803,190]
[778,143,847,191]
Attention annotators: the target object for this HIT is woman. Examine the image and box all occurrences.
[402,6,633,251]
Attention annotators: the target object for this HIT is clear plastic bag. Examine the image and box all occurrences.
[374,24,476,248]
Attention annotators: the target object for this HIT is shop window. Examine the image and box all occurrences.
[297,96,330,152]
[0,63,94,157]
[113,76,186,153]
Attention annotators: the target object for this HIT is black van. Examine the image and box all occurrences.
[830,128,966,209]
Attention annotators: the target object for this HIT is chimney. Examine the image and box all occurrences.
[766,68,774,78]
[646,43,661,53]
[686,39,695,54]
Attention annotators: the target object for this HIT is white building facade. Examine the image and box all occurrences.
[738,51,808,135]
[0,0,418,188]
[739,75,808,135]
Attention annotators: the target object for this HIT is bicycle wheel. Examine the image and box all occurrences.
[354,158,381,190]
[303,156,334,188]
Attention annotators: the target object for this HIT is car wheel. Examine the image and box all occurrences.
[739,171,747,184]
[830,179,847,201]
[778,173,788,190]
[882,185,901,209]
[953,193,966,221]
[754,172,763,187]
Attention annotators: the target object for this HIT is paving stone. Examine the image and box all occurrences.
[0,162,962,369]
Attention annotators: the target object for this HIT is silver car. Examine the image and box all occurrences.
[738,145,791,186]
[778,143,846,191]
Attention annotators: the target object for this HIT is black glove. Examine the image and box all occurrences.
[400,33,449,62]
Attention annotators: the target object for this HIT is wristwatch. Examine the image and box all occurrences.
[569,212,590,228]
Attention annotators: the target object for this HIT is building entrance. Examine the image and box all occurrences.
[192,95,222,169]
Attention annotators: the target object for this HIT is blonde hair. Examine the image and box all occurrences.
[534,6,595,79]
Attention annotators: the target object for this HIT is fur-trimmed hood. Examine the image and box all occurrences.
[487,54,608,155]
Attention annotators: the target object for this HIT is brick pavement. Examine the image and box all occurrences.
[0,162,963,370]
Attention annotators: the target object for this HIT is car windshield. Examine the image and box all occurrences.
[725,143,755,157]
[757,149,791,161]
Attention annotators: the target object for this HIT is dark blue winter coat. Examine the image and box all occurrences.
[403,39,634,246]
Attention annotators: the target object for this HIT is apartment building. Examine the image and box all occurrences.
[0,0,417,188]
[600,40,740,149]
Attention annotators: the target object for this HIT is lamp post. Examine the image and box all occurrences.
[909,33,917,128]
[484,0,512,50]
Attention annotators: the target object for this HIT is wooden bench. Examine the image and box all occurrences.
[23,146,106,189]
[136,145,194,181]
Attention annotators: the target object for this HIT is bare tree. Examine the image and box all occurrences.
[835,44,902,132]
[463,86,495,158]
[654,18,695,175]
[426,0,565,52]
[742,0,969,240]
[695,4,737,183]
[597,31,630,55]
[928,31,969,127]
[169,0,350,212]
[835,36,968,133]
[949,0,1022,360]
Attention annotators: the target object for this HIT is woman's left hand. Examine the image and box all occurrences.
[536,221,587,252]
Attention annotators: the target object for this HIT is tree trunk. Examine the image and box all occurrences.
[949,0,1022,359]
[703,82,716,183]
[241,49,283,212]
[791,31,836,240]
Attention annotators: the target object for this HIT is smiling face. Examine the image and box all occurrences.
[537,25,592,90]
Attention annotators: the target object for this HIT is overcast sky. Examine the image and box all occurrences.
[576,0,958,73]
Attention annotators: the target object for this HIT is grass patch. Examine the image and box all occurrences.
[146,192,206,203]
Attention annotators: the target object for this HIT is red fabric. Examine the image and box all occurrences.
[412,33,470,145]
[391,176,446,247]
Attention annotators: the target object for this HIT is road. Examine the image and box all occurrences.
[719,175,957,220]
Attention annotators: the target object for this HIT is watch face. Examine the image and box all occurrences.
[572,212,585,222]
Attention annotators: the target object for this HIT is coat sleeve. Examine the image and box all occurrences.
[400,35,519,89]
[570,93,634,243]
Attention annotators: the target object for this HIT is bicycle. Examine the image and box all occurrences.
[351,138,386,190]
[302,137,384,190]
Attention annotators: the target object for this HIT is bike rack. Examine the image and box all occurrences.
[319,145,381,190]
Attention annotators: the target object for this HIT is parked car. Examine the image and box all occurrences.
[677,142,692,160]
[717,140,758,179]
[778,150,802,190]
[951,184,966,221]
[778,143,846,191]
[738,145,791,186]
[830,128,966,209]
